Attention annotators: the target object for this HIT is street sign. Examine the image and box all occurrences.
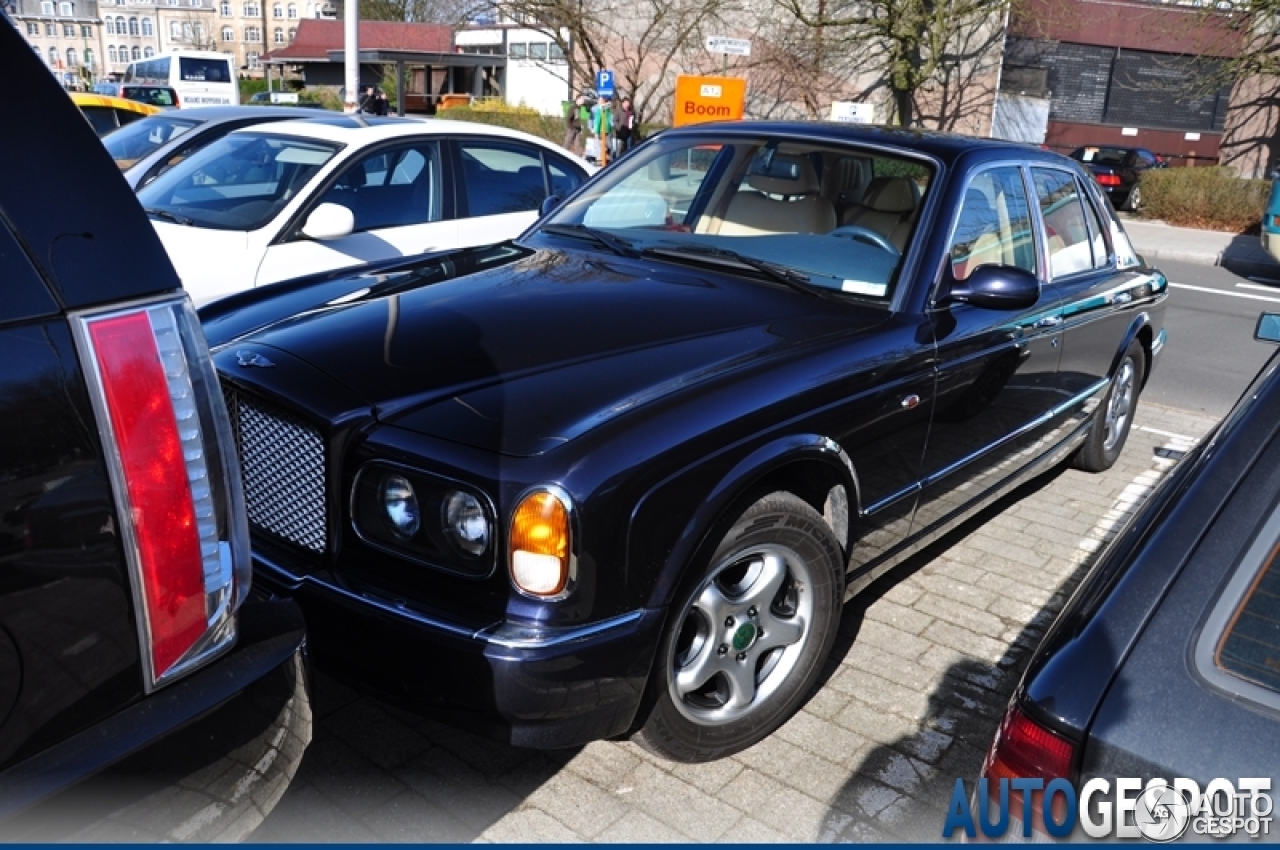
[673,74,747,127]
[705,36,751,56]
[595,69,615,97]
[830,101,875,123]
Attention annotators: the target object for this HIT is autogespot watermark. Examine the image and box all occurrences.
[944,777,1273,841]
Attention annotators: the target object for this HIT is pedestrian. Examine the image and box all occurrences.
[359,85,377,114]
[615,96,636,156]
[588,94,613,164]
[563,92,588,154]
[374,88,389,116]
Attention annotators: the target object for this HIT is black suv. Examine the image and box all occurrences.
[0,20,309,839]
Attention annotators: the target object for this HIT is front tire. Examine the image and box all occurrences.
[1124,183,1143,212]
[1074,339,1145,472]
[633,491,844,762]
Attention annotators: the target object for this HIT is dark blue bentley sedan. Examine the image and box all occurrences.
[202,121,1168,762]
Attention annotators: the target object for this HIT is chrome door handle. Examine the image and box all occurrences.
[1034,315,1063,329]
[1113,292,1133,305]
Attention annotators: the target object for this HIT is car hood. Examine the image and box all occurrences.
[151,220,259,307]
[225,249,885,457]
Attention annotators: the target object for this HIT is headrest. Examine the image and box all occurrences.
[863,176,917,214]
[747,154,820,196]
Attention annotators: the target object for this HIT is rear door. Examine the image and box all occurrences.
[452,138,587,248]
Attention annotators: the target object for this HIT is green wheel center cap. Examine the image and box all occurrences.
[731,622,757,652]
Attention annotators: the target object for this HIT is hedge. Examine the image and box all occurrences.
[438,103,567,146]
[1138,166,1270,233]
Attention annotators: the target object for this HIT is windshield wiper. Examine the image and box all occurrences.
[540,223,639,258]
[643,244,826,298]
[145,208,194,226]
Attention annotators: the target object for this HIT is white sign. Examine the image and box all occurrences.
[1121,127,1139,136]
[270,91,299,104]
[705,36,751,56]
[700,84,723,98]
[830,101,876,123]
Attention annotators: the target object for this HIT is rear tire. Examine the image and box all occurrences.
[633,491,844,763]
[1124,184,1142,212]
[1073,339,1144,472]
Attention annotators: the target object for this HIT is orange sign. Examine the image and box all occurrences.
[672,75,747,127]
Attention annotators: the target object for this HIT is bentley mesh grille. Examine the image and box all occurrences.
[223,386,327,553]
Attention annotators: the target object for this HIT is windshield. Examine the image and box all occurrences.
[537,134,935,302]
[102,114,201,169]
[136,131,340,231]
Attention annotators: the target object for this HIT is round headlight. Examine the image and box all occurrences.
[380,475,420,539]
[442,490,489,557]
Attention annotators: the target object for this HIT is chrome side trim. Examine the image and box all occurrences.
[920,377,1108,490]
[253,551,645,650]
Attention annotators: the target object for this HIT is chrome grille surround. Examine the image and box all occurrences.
[224,387,327,553]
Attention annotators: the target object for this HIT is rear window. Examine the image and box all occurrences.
[179,57,231,83]
[1196,503,1280,708]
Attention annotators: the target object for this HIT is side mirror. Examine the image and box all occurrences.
[301,203,355,240]
[539,194,563,218]
[1256,312,1280,343]
[944,265,1040,311]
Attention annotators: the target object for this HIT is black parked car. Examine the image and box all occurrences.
[976,314,1280,840]
[1068,145,1165,212]
[202,120,1168,763]
[0,20,309,839]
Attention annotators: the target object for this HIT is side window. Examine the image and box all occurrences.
[458,141,548,217]
[1032,168,1093,278]
[949,166,1035,281]
[1137,150,1158,168]
[315,142,441,232]
[81,106,120,135]
[547,157,583,198]
[1078,185,1111,270]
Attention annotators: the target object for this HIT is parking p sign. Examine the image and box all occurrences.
[595,69,615,98]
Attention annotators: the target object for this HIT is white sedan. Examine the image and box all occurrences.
[137,116,592,306]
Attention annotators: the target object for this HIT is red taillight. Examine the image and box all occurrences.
[981,701,1076,835]
[76,298,250,691]
[1096,173,1122,187]
[89,312,207,677]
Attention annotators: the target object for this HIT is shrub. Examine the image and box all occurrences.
[436,104,568,146]
[1138,166,1269,233]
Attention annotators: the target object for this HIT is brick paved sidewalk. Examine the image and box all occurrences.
[247,403,1219,844]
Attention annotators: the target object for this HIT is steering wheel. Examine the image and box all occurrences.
[828,225,900,258]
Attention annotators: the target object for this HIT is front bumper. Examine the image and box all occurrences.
[255,552,666,750]
[0,599,311,841]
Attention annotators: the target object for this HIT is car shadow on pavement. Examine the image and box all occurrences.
[249,673,580,842]
[811,462,1133,842]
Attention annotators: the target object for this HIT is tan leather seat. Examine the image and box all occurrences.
[720,155,836,236]
[841,176,918,249]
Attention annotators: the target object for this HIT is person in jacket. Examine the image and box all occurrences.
[615,97,636,155]
[563,93,589,153]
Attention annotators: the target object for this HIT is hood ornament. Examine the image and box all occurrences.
[236,350,275,368]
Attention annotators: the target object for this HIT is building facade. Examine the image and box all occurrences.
[10,0,104,85]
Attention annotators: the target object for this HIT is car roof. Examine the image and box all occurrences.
[149,104,332,123]
[230,115,566,149]
[69,91,164,116]
[655,119,1070,167]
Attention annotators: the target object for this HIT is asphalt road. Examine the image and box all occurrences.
[1142,257,1280,418]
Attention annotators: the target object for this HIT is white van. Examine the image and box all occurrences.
[124,51,238,107]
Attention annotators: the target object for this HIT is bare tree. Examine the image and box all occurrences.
[340,0,485,27]
[773,0,1010,126]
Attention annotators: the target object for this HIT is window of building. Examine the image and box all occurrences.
[220,0,230,12]
[244,25,260,41]
[183,21,193,38]
[272,3,281,15]
[48,47,59,68]
[59,1,72,14]
[81,23,92,36]
[529,42,547,61]
[508,42,526,59]
[221,25,233,39]
[272,26,283,42]
[287,25,295,38]
[141,16,152,34]
[169,20,180,36]
[63,23,74,36]
[40,1,53,13]
[143,45,154,56]
[243,2,259,16]
[247,50,260,68]
[549,42,565,63]
[104,16,113,32]
[26,21,38,35]
[84,47,95,68]
[128,16,138,34]
[108,44,118,62]
[287,3,296,16]
[45,22,55,34]
[131,44,141,59]
[67,48,79,67]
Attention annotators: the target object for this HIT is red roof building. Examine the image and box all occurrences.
[263,18,453,62]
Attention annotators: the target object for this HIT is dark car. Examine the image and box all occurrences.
[201,120,1168,763]
[1069,145,1165,211]
[102,105,332,189]
[120,83,181,109]
[973,315,1280,841]
[0,20,309,839]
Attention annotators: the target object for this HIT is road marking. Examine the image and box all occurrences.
[1237,282,1280,293]
[1170,282,1280,304]
[1077,437,1193,557]
[1135,424,1199,442]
